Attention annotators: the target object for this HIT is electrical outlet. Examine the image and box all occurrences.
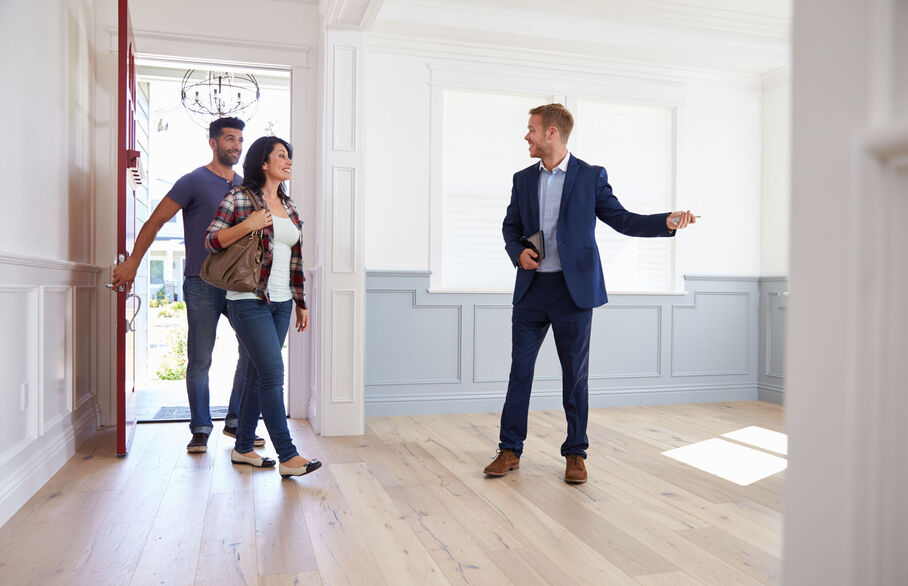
[20,383,28,410]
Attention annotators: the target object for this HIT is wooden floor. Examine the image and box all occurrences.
[0,402,784,585]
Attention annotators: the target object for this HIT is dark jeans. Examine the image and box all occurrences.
[499,271,592,458]
[183,277,250,434]
[226,298,299,462]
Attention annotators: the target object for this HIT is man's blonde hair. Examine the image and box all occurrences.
[529,103,574,143]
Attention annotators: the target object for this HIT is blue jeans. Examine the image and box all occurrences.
[183,277,250,434]
[499,271,592,458]
[226,298,299,462]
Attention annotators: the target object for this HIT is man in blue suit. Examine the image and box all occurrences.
[484,104,696,483]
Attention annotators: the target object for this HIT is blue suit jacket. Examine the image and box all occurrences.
[502,155,674,308]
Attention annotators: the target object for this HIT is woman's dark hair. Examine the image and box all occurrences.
[242,136,293,196]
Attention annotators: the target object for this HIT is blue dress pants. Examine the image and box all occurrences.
[498,271,592,459]
[183,276,249,434]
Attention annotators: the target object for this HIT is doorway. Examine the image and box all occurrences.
[132,60,292,423]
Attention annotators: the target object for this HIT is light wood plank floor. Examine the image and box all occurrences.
[0,401,784,585]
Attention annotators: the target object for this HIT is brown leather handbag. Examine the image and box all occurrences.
[200,188,265,292]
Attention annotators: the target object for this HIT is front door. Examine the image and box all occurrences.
[116,0,139,456]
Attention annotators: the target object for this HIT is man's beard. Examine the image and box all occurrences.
[217,148,240,166]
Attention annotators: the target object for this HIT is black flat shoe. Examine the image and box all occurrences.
[223,425,266,447]
[230,449,276,468]
[279,459,322,478]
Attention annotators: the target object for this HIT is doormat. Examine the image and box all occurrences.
[148,405,229,422]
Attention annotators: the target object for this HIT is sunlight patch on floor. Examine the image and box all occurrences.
[722,425,788,455]
[662,437,788,486]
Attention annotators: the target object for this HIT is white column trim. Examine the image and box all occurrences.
[316,29,367,435]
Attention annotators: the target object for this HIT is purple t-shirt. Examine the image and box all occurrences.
[166,166,243,276]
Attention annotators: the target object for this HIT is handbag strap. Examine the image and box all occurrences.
[241,186,263,212]
[238,186,266,239]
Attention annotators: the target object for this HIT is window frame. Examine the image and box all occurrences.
[428,63,689,294]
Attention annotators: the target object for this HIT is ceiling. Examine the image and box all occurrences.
[371,0,791,75]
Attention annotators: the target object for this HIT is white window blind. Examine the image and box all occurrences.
[441,89,548,290]
[573,99,676,292]
[439,91,676,293]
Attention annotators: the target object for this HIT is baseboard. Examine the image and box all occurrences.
[366,383,759,416]
[0,405,97,529]
[758,382,785,405]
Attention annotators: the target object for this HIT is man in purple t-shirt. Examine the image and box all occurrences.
[111,117,265,453]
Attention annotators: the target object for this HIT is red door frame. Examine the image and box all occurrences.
[116,0,138,456]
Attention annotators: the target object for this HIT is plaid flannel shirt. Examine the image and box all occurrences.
[205,185,307,308]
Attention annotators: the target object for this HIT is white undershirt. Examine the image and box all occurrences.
[226,215,299,302]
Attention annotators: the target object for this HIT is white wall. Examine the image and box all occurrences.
[0,0,97,263]
[364,46,774,281]
[129,0,318,45]
[364,52,431,271]
[680,81,764,277]
[0,0,101,529]
[761,69,792,276]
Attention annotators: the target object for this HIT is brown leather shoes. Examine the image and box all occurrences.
[565,455,588,484]
[483,449,520,477]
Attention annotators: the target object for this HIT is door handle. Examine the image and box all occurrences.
[106,253,129,292]
[126,293,142,333]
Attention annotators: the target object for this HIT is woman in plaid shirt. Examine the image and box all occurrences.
[205,136,321,478]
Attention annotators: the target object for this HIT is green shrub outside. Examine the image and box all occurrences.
[156,327,188,380]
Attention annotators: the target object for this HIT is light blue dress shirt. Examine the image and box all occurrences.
[537,152,570,273]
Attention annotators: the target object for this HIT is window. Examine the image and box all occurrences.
[150,260,164,284]
[438,90,676,292]
[440,89,548,290]
[572,99,676,292]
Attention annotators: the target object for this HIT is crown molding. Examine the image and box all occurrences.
[379,0,790,41]
[369,33,763,91]
[371,2,789,77]
[621,0,790,39]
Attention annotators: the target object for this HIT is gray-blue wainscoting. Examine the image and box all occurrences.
[365,271,787,416]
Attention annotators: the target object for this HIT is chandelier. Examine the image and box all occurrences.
[180,70,260,128]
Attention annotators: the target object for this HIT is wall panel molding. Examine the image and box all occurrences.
[671,291,750,377]
[332,45,358,151]
[40,287,73,435]
[765,291,787,378]
[331,166,356,273]
[472,304,512,383]
[73,286,97,412]
[0,259,98,528]
[366,290,462,385]
[758,277,788,404]
[366,272,777,416]
[471,304,663,383]
[331,290,357,403]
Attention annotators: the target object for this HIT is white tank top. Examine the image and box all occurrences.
[227,215,299,302]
